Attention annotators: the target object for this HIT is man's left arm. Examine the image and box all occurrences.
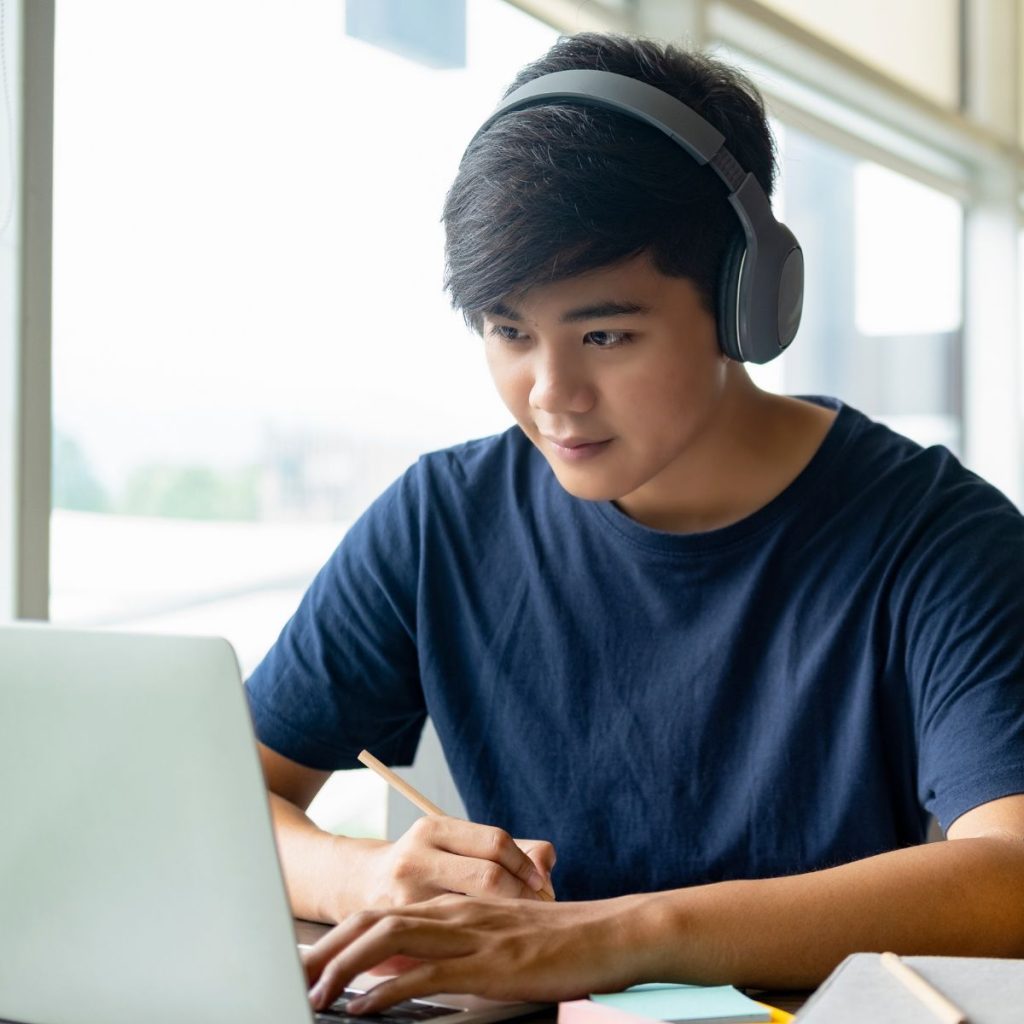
[637,792,1024,990]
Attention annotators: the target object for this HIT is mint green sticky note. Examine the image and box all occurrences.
[619,984,702,993]
[591,983,770,1023]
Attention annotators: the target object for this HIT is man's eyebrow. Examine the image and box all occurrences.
[485,301,523,322]
[484,300,652,324]
[560,300,652,323]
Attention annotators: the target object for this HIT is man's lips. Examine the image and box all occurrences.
[541,434,613,462]
[543,435,610,448]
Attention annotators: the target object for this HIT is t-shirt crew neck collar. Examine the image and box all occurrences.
[584,395,857,555]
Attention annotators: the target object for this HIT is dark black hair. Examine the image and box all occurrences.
[442,33,776,332]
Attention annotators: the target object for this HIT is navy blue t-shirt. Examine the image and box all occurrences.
[245,397,1024,902]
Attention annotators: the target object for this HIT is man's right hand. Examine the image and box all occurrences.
[363,816,557,908]
[256,742,556,923]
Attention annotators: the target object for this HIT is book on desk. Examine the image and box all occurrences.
[794,953,1024,1023]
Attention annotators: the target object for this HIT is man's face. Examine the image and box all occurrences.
[482,251,729,511]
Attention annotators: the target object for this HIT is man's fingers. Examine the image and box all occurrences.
[413,818,548,892]
[308,917,473,1011]
[516,838,557,897]
[304,910,385,982]
[300,945,318,985]
[346,963,464,1014]
[306,899,461,985]
[517,838,557,873]
[394,845,543,901]
[366,953,423,976]
[446,854,552,900]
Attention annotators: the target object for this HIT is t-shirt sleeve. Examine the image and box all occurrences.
[898,474,1024,831]
[243,463,427,771]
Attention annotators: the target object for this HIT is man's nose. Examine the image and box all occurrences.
[528,349,596,415]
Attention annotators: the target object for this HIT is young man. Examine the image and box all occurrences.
[244,33,1024,1011]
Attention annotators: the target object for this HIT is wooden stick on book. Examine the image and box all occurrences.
[356,748,555,901]
[879,952,968,1024]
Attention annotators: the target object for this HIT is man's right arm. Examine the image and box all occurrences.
[258,742,387,923]
[258,742,557,924]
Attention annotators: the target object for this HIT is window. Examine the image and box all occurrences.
[748,125,964,453]
[51,0,558,835]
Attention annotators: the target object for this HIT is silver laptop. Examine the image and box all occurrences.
[0,623,548,1024]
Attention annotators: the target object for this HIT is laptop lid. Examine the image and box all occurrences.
[0,623,314,1024]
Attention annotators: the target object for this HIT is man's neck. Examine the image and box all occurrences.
[615,374,838,534]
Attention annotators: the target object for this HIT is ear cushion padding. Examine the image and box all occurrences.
[715,232,747,361]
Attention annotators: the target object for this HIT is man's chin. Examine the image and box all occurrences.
[545,463,629,503]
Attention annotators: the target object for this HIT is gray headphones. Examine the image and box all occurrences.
[469,69,803,364]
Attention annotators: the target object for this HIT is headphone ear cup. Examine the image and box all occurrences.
[715,232,747,361]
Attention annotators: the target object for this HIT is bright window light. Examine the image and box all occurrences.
[854,162,963,337]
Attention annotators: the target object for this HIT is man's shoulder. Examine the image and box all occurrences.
[823,399,1015,515]
[821,403,1024,604]
[415,425,544,494]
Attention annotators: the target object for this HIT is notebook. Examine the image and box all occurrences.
[0,623,549,1024]
[794,952,1024,1023]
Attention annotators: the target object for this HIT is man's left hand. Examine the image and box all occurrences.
[303,893,651,1014]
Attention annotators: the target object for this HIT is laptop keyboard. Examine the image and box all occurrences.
[315,988,466,1024]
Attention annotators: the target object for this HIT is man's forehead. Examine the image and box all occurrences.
[482,251,687,323]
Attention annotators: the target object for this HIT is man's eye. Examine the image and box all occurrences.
[585,330,633,348]
[488,324,526,342]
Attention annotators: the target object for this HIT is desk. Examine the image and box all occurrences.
[293,921,813,1018]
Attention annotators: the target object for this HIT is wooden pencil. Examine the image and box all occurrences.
[357,748,555,901]
[880,952,967,1024]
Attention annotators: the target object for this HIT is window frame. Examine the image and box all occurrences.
[2,0,52,622]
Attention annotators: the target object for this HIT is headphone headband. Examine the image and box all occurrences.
[476,69,727,166]
[466,68,803,363]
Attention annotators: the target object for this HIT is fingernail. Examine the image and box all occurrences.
[526,869,545,892]
[309,983,325,1010]
[347,997,368,1013]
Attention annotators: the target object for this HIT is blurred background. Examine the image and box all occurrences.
[3,0,1022,838]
